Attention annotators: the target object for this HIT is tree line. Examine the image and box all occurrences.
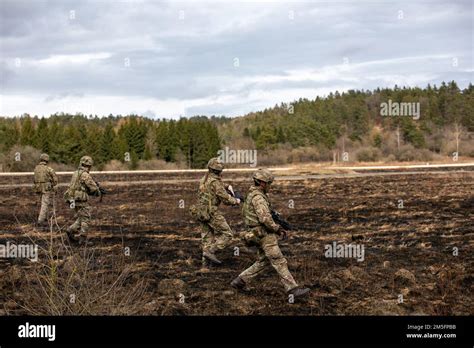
[228,81,473,152]
[0,115,220,169]
[0,81,472,170]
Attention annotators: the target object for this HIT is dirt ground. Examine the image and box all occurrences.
[0,170,472,315]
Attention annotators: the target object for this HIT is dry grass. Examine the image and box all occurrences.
[8,219,152,315]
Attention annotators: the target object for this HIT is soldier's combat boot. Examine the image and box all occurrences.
[203,251,222,265]
[230,277,250,292]
[288,287,310,298]
[36,220,49,230]
[66,228,79,243]
[76,231,92,246]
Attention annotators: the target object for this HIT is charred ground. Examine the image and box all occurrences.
[0,170,472,315]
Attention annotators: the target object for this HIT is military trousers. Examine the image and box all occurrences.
[200,211,234,257]
[38,191,55,224]
[239,232,298,292]
[69,202,91,234]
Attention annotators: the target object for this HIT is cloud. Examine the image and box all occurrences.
[0,0,472,117]
[36,53,112,66]
[44,92,85,102]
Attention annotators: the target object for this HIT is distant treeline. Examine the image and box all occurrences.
[0,81,473,170]
[0,115,221,169]
[223,81,473,150]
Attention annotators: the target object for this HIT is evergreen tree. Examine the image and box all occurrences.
[401,118,426,148]
[20,116,35,146]
[100,124,117,163]
[120,117,147,159]
[0,123,19,151]
[35,117,50,153]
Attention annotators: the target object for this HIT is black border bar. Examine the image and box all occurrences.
[0,316,472,346]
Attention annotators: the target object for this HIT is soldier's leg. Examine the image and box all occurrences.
[78,204,92,234]
[208,213,233,253]
[238,247,271,284]
[200,222,215,265]
[69,205,82,232]
[261,234,298,292]
[50,192,56,218]
[38,192,51,223]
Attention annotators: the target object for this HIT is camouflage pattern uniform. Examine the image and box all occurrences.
[195,158,240,265]
[33,154,58,225]
[65,156,100,236]
[237,169,299,292]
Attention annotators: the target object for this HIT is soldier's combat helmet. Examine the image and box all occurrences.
[80,155,94,167]
[253,168,274,183]
[39,153,49,163]
[207,157,224,172]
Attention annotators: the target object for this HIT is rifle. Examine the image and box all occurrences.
[271,210,293,231]
[226,185,244,202]
[94,181,108,202]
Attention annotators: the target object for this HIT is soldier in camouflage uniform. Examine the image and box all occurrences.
[231,169,310,298]
[192,157,241,267]
[64,156,100,242]
[33,153,58,227]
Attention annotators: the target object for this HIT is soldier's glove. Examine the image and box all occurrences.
[235,198,241,205]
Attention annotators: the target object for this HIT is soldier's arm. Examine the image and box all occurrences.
[213,180,239,205]
[81,172,100,195]
[253,195,280,233]
[49,167,58,187]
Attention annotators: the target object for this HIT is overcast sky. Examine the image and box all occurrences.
[0,0,472,118]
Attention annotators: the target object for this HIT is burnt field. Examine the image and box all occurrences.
[0,170,473,315]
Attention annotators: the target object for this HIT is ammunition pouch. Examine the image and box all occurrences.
[33,182,43,194]
[242,227,266,246]
[190,203,217,222]
[63,190,73,204]
[33,181,52,194]
[74,190,88,202]
[63,187,87,204]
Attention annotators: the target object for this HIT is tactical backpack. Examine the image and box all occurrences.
[33,164,51,194]
[63,169,88,204]
[189,173,218,222]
